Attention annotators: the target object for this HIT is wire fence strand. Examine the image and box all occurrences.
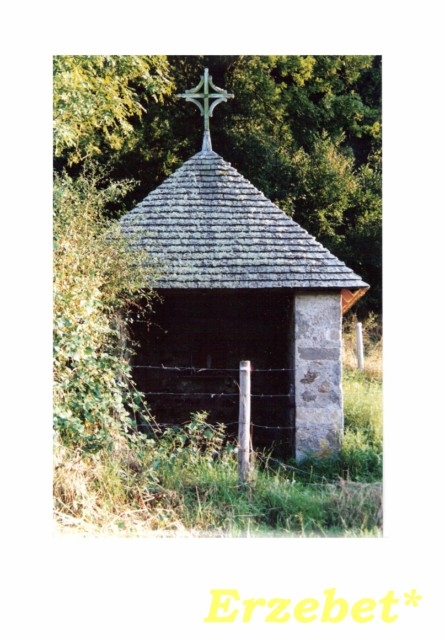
[132,364,293,373]
[141,391,291,398]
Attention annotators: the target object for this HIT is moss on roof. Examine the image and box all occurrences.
[121,150,369,290]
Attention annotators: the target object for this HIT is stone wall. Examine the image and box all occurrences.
[293,292,343,461]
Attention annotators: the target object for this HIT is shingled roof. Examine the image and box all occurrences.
[120,148,369,290]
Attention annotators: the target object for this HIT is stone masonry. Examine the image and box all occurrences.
[294,292,343,461]
[121,144,367,461]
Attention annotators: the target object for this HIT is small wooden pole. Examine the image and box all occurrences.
[238,360,251,487]
[356,322,364,370]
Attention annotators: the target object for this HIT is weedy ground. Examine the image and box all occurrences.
[53,314,383,537]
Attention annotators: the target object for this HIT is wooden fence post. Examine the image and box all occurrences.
[238,360,251,487]
[356,322,364,370]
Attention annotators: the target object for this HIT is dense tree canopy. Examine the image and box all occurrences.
[53,55,173,166]
[54,54,381,313]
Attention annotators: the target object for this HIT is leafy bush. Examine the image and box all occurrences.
[53,165,156,453]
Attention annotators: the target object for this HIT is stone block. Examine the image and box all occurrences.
[294,292,343,460]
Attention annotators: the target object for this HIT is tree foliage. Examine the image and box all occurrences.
[53,55,173,166]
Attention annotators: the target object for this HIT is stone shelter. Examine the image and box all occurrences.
[120,70,368,460]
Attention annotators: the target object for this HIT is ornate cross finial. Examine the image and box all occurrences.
[178,68,234,152]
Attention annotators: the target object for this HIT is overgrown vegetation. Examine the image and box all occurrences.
[54,317,382,537]
[53,166,157,453]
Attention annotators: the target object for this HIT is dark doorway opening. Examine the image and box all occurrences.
[130,289,295,456]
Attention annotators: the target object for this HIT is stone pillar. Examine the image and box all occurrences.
[293,293,343,462]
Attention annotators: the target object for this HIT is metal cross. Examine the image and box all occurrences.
[178,68,234,150]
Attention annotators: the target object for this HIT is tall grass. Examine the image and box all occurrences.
[54,439,382,537]
[54,314,383,537]
[342,312,382,481]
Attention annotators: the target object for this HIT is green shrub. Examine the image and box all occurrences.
[53,165,156,453]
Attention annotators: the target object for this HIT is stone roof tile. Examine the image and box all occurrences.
[120,150,369,290]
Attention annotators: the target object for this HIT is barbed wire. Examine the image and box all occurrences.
[122,430,349,485]
[132,364,293,373]
[141,391,292,398]
[137,390,375,399]
[134,421,294,431]
[251,423,294,430]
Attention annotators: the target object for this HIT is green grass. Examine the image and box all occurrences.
[54,317,383,537]
[54,396,382,537]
